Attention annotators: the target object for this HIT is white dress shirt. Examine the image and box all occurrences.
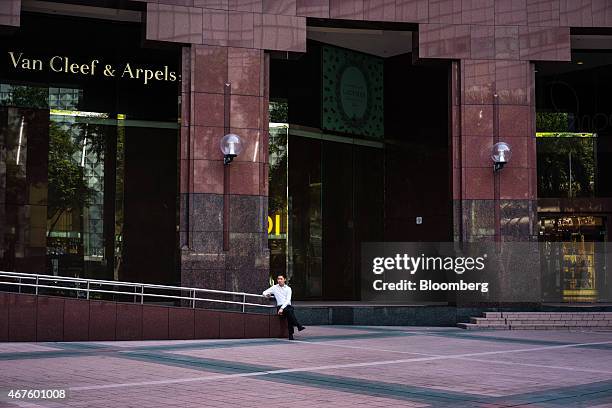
[263,284,292,309]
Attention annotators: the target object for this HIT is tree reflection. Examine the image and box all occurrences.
[46,122,96,237]
[536,112,596,198]
[268,101,288,218]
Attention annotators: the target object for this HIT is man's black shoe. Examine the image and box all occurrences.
[288,335,294,340]
[298,326,306,332]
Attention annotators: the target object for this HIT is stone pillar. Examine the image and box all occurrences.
[417,3,570,246]
[180,45,270,294]
[145,1,305,294]
[452,58,538,242]
[450,58,542,304]
[418,18,568,304]
[416,2,573,304]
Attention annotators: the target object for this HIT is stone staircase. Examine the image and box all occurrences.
[458,312,612,330]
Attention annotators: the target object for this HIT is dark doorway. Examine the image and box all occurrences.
[269,38,451,300]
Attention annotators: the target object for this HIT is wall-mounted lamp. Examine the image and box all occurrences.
[491,142,512,172]
[221,132,244,251]
[220,133,243,165]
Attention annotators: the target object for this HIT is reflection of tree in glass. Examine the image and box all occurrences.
[4,85,48,108]
[269,131,287,215]
[46,123,96,236]
[536,112,569,132]
[537,112,596,198]
[270,101,288,123]
[538,137,595,198]
[268,102,288,217]
[114,126,125,278]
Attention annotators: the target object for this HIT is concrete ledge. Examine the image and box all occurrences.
[293,303,612,326]
[0,292,287,342]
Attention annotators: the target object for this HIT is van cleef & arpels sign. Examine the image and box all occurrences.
[7,51,178,85]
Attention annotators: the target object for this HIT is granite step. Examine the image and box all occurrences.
[458,323,507,330]
[502,312,612,318]
[470,317,506,324]
[459,312,612,330]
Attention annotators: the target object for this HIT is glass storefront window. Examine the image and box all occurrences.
[46,115,108,278]
[0,13,180,287]
[268,101,289,286]
[536,50,612,302]
[268,100,324,298]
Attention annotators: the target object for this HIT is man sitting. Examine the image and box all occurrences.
[263,274,305,340]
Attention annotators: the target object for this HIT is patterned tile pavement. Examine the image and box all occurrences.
[1,326,611,407]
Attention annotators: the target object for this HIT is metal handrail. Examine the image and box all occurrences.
[0,271,275,311]
[0,271,262,297]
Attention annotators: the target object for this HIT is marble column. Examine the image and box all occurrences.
[144,0,305,295]
[179,45,270,295]
[452,58,538,243]
[449,58,541,304]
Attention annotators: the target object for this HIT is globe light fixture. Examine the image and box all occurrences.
[491,142,512,172]
[220,133,243,165]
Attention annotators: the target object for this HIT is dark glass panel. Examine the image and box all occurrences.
[268,117,288,283]
[0,107,49,273]
[353,145,384,297]
[288,136,322,298]
[120,126,178,285]
[321,141,354,300]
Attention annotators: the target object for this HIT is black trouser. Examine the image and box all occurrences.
[278,305,301,335]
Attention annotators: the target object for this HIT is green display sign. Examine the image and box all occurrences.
[322,46,384,138]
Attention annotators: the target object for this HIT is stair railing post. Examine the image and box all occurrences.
[192,289,196,308]
[86,280,90,300]
[242,293,246,313]
[35,276,39,295]
[141,285,144,305]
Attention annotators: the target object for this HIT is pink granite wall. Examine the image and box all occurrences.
[131,0,593,247]
[0,292,287,341]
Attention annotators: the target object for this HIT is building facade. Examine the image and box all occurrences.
[1,0,612,305]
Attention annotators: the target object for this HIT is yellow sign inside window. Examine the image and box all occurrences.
[268,214,281,235]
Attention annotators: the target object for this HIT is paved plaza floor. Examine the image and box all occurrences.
[1,326,612,407]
